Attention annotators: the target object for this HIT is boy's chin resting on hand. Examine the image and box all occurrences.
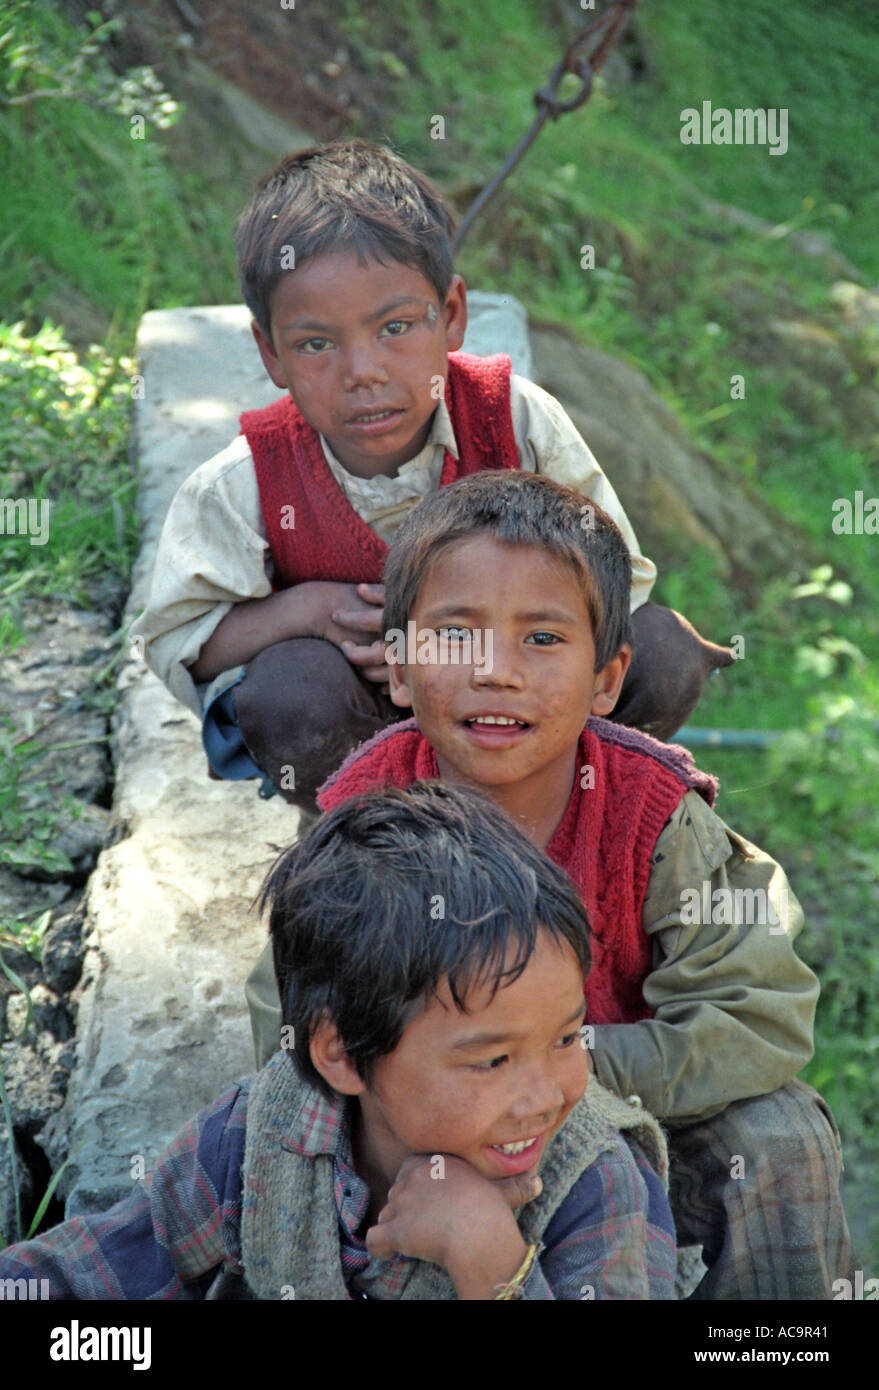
[366,1153,539,1301]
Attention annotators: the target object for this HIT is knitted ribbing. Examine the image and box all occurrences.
[317,719,717,1025]
[241,351,518,589]
[240,1052,668,1300]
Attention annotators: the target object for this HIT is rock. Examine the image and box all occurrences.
[0,603,113,817]
[765,316,879,443]
[462,293,533,379]
[529,325,799,584]
[42,908,85,996]
[54,804,112,877]
[15,803,112,886]
[0,1037,67,1139]
[6,984,71,1047]
[0,870,70,926]
[55,308,297,1213]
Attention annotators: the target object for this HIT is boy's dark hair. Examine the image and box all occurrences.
[235,140,455,341]
[383,471,634,673]
[259,782,590,1098]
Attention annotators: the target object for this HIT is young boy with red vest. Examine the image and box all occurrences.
[132,140,732,808]
[246,470,853,1300]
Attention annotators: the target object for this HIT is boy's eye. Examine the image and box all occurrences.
[296,337,332,354]
[381,319,411,337]
[437,626,471,640]
[526,631,562,646]
[472,1054,509,1072]
[557,1031,581,1049]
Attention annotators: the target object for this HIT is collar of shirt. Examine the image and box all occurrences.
[279,1079,419,1299]
[319,395,458,504]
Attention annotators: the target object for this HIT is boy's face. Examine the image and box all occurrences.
[251,250,466,479]
[338,931,589,1191]
[387,535,628,795]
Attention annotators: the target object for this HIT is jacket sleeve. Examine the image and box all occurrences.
[131,438,272,716]
[509,374,657,610]
[590,791,818,1125]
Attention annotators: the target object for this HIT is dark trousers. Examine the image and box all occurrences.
[232,638,401,812]
[667,1080,855,1299]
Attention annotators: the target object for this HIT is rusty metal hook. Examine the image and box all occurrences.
[454,0,639,252]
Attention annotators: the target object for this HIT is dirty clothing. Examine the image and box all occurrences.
[242,719,853,1298]
[0,1055,677,1301]
[132,368,656,721]
[667,1079,854,1300]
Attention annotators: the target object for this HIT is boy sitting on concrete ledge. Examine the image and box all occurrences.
[0,784,676,1300]
[132,139,732,811]
[248,471,853,1299]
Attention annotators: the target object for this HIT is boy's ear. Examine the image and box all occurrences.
[387,652,414,710]
[443,274,467,354]
[590,644,632,718]
[309,1015,367,1097]
[250,318,290,392]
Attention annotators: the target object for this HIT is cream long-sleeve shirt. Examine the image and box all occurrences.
[132,374,657,718]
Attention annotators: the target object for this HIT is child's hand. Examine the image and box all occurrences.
[365,1153,540,1299]
[316,582,389,686]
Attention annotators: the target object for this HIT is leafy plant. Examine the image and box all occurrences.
[0,1,179,129]
[0,319,137,613]
[0,724,77,878]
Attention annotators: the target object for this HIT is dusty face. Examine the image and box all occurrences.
[353,932,589,1194]
[252,250,467,478]
[388,535,624,799]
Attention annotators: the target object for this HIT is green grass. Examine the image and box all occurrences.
[0,1,239,351]
[0,320,138,614]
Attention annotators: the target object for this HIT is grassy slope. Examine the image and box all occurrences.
[2,0,877,1249]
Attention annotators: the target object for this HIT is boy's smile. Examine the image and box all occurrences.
[388,535,629,846]
[349,932,588,1206]
[251,250,467,480]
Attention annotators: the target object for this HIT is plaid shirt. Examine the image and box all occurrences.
[0,1076,676,1300]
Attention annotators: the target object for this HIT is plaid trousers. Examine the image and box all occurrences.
[667,1079,856,1300]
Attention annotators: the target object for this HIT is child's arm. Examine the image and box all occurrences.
[365,1142,676,1300]
[0,1080,250,1298]
[133,441,388,708]
[590,792,818,1124]
[189,581,387,684]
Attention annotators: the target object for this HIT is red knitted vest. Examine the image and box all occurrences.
[240,352,519,588]
[318,718,718,1026]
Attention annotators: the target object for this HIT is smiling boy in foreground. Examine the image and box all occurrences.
[302,471,854,1300]
[0,784,676,1300]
